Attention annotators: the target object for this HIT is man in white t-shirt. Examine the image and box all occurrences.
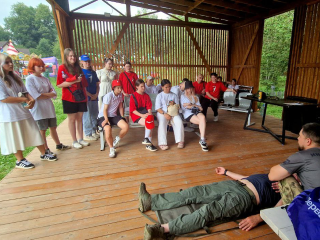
[145,76,158,95]
[97,80,129,158]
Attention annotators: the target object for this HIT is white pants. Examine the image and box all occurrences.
[157,113,184,145]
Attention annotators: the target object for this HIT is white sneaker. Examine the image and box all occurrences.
[109,148,116,158]
[84,135,97,141]
[79,140,90,146]
[113,136,121,148]
[73,142,83,149]
[213,116,219,122]
[92,133,100,140]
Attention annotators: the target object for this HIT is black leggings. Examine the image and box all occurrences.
[201,97,219,117]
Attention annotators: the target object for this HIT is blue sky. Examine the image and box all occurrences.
[0,0,167,26]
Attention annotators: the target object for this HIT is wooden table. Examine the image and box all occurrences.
[242,96,317,144]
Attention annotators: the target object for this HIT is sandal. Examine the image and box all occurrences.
[159,145,169,150]
[177,142,184,149]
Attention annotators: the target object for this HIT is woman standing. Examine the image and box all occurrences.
[130,79,157,151]
[181,81,208,151]
[155,79,184,150]
[0,54,56,169]
[96,58,117,109]
[56,48,90,149]
[26,58,70,156]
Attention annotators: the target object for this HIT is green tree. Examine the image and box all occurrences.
[0,26,11,41]
[4,3,57,50]
[260,11,294,92]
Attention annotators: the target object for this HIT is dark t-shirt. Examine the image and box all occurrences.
[280,148,320,190]
[244,174,281,209]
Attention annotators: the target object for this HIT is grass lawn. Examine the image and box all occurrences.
[0,77,66,180]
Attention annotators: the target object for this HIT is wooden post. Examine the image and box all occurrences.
[108,23,130,57]
[126,0,131,17]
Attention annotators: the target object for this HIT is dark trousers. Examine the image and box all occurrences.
[201,97,219,117]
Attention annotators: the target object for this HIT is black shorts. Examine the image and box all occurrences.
[185,114,195,122]
[97,115,126,128]
[62,100,87,114]
[134,117,141,123]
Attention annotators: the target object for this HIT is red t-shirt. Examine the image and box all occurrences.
[129,92,152,123]
[56,64,88,103]
[119,71,138,94]
[205,81,227,99]
[193,81,207,95]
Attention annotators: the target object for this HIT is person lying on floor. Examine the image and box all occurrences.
[139,167,283,240]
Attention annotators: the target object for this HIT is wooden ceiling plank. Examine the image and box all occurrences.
[204,0,266,14]
[183,0,206,16]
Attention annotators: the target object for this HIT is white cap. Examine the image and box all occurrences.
[146,76,154,80]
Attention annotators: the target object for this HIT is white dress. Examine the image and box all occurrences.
[96,68,118,109]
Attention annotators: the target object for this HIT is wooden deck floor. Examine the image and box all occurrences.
[0,110,299,239]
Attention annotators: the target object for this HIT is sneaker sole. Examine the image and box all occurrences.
[146,147,157,152]
[56,147,71,151]
[40,158,58,161]
[202,147,209,152]
[16,165,34,169]
[142,142,152,145]
[109,155,116,158]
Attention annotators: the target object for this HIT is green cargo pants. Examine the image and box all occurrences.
[279,176,303,205]
[151,180,255,235]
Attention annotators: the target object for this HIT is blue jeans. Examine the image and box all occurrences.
[83,100,99,136]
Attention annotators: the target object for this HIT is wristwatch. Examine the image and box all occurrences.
[224,169,228,176]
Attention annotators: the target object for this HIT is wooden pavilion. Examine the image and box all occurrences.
[0,1,319,239]
[48,0,320,101]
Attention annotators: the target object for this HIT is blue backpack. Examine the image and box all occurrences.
[287,187,320,240]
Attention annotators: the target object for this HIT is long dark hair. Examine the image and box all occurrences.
[63,48,82,75]
[0,54,23,87]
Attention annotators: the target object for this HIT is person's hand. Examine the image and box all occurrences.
[164,113,171,120]
[201,89,206,95]
[123,92,129,97]
[101,119,109,128]
[25,99,35,109]
[215,167,226,175]
[271,182,280,193]
[212,97,218,102]
[141,114,148,119]
[239,215,263,231]
[233,89,237,94]
[20,97,28,103]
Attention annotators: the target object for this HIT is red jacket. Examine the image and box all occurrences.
[205,81,227,99]
[119,71,138,94]
[56,64,88,103]
[129,92,152,123]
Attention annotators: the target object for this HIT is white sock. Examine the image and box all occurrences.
[148,137,152,142]
[145,128,151,139]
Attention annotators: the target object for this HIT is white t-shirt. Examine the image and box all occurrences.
[25,75,57,121]
[228,85,239,90]
[98,91,123,118]
[171,86,182,100]
[0,76,33,122]
[155,92,179,113]
[180,94,201,119]
[156,84,162,93]
[145,84,158,95]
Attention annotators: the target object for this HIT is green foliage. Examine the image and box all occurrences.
[0,78,66,180]
[135,9,158,19]
[260,11,294,92]
[0,26,11,41]
[4,3,57,56]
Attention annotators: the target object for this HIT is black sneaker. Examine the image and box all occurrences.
[199,140,209,152]
[45,148,56,156]
[40,153,57,161]
[146,145,157,151]
[56,143,71,151]
[16,159,35,169]
[142,138,152,145]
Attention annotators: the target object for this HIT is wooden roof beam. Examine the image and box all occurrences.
[135,10,159,18]
[70,12,231,29]
[101,0,125,16]
[131,0,240,21]
[183,0,205,16]
[71,0,98,12]
[158,0,249,18]
[204,0,267,14]
[232,0,275,9]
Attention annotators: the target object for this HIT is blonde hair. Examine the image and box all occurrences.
[0,54,23,87]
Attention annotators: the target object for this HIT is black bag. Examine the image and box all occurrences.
[68,82,86,102]
[132,94,148,114]
[191,107,201,115]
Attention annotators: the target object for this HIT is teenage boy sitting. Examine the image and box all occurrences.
[97,80,129,158]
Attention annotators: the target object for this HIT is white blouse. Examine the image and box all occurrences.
[155,92,179,113]
[96,68,118,108]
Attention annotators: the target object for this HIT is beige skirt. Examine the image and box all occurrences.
[0,118,44,155]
